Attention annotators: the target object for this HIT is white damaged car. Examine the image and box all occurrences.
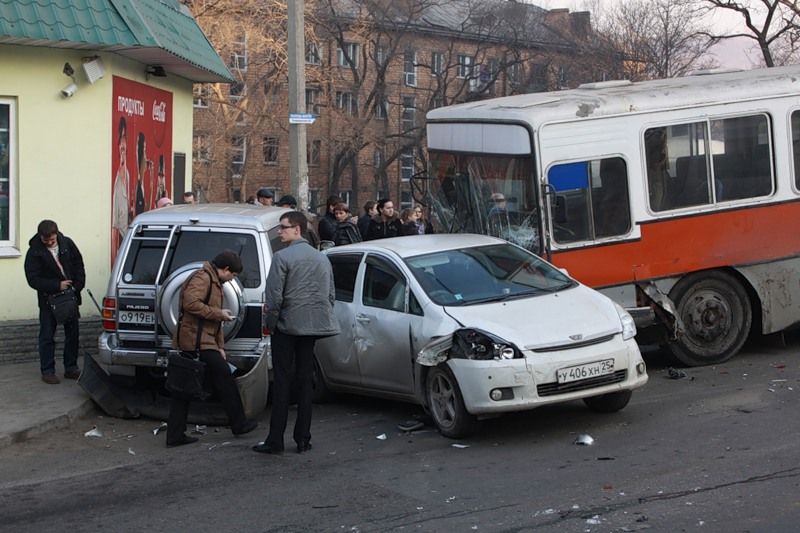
[315,234,648,438]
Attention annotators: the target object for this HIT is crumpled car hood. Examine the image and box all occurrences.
[442,285,622,351]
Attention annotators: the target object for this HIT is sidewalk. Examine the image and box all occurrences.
[0,357,95,449]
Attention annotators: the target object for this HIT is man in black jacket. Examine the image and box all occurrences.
[24,220,86,384]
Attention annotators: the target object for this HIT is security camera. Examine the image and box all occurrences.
[61,83,78,98]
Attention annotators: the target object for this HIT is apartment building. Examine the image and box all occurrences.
[189,0,600,214]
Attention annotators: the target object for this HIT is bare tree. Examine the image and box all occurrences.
[699,0,800,67]
[588,0,715,80]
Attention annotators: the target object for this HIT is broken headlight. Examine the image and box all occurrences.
[450,328,522,361]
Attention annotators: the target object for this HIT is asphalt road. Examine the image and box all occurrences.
[1,335,799,533]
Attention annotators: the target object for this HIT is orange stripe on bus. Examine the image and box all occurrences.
[550,202,800,288]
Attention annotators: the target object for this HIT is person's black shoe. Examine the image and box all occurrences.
[166,434,199,448]
[296,441,312,454]
[232,420,258,436]
[252,442,283,455]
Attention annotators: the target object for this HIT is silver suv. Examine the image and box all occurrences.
[90,204,294,419]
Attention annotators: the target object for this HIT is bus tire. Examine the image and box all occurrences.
[668,270,752,366]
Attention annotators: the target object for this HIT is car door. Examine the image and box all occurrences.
[355,253,425,395]
[314,253,363,387]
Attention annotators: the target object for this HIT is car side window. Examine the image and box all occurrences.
[328,253,362,303]
[363,255,407,313]
[408,291,423,316]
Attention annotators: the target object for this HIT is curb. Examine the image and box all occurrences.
[0,398,96,450]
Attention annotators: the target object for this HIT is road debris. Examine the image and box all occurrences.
[574,434,594,446]
[128,448,135,456]
[84,426,103,438]
[397,420,425,432]
[666,367,692,380]
[586,515,602,525]
[191,425,207,435]
[451,443,470,448]
[152,422,168,436]
[376,433,387,440]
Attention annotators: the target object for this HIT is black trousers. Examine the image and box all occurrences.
[266,331,317,450]
[167,349,246,442]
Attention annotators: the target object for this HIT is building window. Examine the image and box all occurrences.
[400,147,415,181]
[400,190,413,209]
[375,97,388,120]
[305,88,320,115]
[375,45,387,68]
[263,136,279,165]
[308,139,321,166]
[229,81,245,103]
[431,95,444,109]
[230,34,248,71]
[306,42,322,65]
[193,84,209,108]
[309,189,321,212]
[193,134,210,162]
[457,55,474,78]
[336,91,358,116]
[432,52,445,77]
[403,49,417,87]
[401,96,416,133]
[373,148,385,169]
[339,190,352,207]
[508,63,521,86]
[231,136,246,176]
[337,42,359,68]
[264,80,281,104]
[0,99,14,244]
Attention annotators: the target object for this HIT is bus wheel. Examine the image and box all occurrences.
[668,271,752,366]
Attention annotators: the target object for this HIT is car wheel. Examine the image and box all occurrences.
[426,365,477,438]
[583,390,632,413]
[668,271,752,366]
[311,356,334,404]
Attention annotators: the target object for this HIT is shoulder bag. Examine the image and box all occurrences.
[47,287,79,324]
[165,273,212,400]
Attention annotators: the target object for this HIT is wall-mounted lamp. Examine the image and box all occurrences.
[145,65,167,79]
[61,62,77,98]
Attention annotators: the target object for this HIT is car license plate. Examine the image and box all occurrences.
[557,359,614,384]
[118,311,155,325]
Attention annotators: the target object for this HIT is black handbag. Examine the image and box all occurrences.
[166,353,208,400]
[47,288,79,324]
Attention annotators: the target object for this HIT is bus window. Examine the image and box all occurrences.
[646,115,773,212]
[547,157,631,243]
[710,115,772,201]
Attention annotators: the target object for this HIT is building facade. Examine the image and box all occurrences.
[190,0,601,214]
[0,0,232,320]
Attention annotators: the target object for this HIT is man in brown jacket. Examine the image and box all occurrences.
[166,251,258,447]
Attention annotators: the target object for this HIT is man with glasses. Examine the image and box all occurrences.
[254,212,339,455]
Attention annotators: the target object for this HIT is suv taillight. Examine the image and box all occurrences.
[102,297,116,332]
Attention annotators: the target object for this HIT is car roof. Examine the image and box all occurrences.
[328,233,507,258]
[130,203,292,232]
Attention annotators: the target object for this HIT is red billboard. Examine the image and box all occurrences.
[111,76,173,262]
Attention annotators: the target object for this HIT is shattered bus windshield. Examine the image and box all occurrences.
[427,151,541,254]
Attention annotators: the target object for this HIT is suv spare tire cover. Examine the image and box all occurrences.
[157,262,246,342]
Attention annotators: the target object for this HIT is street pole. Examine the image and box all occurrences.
[288,0,309,211]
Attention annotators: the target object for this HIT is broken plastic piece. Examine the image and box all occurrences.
[376,433,387,440]
[397,420,424,432]
[586,515,601,525]
[451,443,470,448]
[192,424,207,435]
[128,448,135,456]
[574,434,594,446]
[84,426,103,438]
[152,422,168,436]
[666,367,689,379]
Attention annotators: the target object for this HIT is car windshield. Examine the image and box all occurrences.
[405,243,575,306]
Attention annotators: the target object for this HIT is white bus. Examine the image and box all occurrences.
[423,66,800,366]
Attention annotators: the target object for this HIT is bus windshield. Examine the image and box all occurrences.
[427,151,541,254]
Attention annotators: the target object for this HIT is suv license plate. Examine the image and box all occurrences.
[118,311,155,325]
[557,359,614,384]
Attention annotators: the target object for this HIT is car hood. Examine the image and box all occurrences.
[442,285,622,351]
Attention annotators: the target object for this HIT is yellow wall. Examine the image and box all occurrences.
[0,45,193,320]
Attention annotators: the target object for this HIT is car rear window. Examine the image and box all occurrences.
[121,229,262,288]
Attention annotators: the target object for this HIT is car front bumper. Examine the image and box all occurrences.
[447,337,648,415]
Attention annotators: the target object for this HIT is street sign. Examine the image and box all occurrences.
[289,113,316,124]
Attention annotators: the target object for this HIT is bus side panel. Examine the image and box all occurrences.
[737,258,800,334]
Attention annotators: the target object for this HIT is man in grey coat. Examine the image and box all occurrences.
[253,211,339,455]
